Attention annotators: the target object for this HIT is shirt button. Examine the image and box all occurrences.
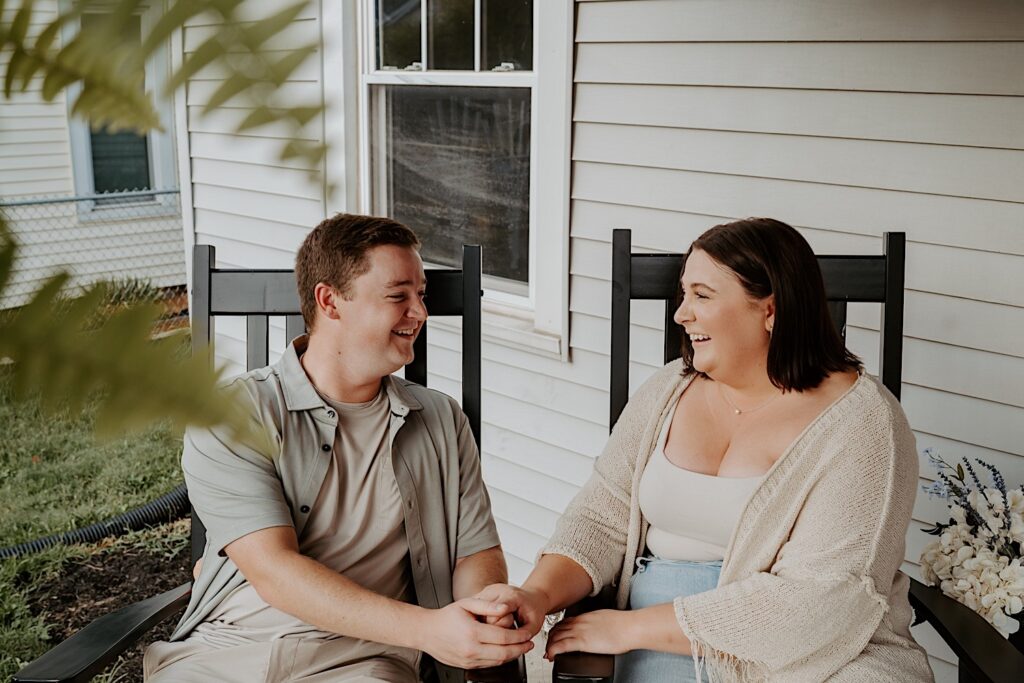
[300,505,310,513]
[326,410,336,419]
[407,500,414,510]
[321,444,331,452]
[416,558,424,568]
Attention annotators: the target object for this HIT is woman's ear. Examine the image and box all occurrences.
[764,295,776,334]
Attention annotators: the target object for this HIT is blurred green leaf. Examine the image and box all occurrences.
[0,0,327,440]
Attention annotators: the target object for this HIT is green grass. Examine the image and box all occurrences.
[0,364,185,547]
[0,362,187,680]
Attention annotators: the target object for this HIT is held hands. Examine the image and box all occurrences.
[472,583,549,638]
[417,597,534,669]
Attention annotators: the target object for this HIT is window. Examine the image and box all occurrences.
[65,4,176,205]
[354,0,572,351]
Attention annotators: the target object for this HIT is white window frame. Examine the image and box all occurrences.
[346,0,572,358]
[62,1,178,217]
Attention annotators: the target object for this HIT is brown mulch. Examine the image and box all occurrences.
[28,533,192,682]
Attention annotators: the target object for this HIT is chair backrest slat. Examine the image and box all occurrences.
[246,316,269,371]
[285,315,305,343]
[189,243,483,565]
[609,229,905,431]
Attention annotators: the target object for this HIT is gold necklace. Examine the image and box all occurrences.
[718,382,782,415]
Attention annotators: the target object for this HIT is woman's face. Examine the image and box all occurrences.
[673,249,775,381]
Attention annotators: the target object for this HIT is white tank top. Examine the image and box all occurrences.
[639,403,765,562]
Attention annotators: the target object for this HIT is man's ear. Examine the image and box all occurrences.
[314,282,343,321]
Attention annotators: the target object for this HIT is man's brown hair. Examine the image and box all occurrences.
[295,213,420,330]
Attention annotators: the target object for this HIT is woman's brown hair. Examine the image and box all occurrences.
[678,217,861,391]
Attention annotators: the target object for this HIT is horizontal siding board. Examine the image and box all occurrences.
[184,49,320,83]
[184,19,316,53]
[575,42,1024,96]
[191,158,322,201]
[0,142,68,159]
[574,84,1024,151]
[577,0,1024,42]
[488,488,559,542]
[482,453,581,516]
[485,391,609,459]
[572,162,1024,256]
[428,323,613,391]
[183,1,317,26]
[915,433,1024,485]
[429,345,607,426]
[902,384,1024,455]
[482,423,595,488]
[0,115,67,132]
[188,79,320,112]
[192,183,323,228]
[492,517,546,574]
[193,208,311,252]
[573,122,1024,203]
[848,290,1024,359]
[193,232,300,270]
[187,106,322,141]
[848,328,1024,408]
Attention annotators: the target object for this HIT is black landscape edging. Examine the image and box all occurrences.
[0,484,189,559]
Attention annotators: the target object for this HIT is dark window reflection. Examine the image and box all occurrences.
[378,0,422,69]
[429,0,474,70]
[483,0,532,70]
[90,131,150,193]
[374,86,531,284]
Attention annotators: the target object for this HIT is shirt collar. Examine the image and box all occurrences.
[277,334,423,415]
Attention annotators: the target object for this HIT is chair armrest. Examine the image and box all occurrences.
[465,655,527,682]
[909,577,1024,683]
[552,591,615,682]
[14,582,192,683]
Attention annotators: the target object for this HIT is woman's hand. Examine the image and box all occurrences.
[544,609,638,659]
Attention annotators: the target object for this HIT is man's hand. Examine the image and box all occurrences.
[473,583,549,638]
[544,609,638,659]
[415,597,535,669]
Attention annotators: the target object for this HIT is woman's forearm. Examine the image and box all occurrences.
[627,603,692,655]
[522,553,595,613]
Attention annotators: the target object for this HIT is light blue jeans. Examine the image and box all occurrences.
[614,556,722,683]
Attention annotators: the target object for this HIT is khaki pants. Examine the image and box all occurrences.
[144,637,420,682]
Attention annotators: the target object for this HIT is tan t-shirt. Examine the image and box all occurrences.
[190,386,417,669]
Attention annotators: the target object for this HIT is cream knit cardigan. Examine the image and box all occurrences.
[542,360,934,682]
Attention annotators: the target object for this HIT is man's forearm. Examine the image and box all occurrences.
[452,545,508,600]
[256,549,427,650]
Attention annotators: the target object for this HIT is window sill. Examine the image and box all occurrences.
[429,299,562,360]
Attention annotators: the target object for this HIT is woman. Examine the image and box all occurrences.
[505,219,933,681]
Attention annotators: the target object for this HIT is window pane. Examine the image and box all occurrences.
[372,85,531,284]
[83,13,150,193]
[90,131,151,193]
[378,0,422,69]
[483,0,532,70]
[428,0,474,70]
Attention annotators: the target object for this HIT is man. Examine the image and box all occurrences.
[144,214,532,682]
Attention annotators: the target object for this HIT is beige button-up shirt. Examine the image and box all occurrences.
[172,336,500,683]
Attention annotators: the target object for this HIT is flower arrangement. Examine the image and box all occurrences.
[919,449,1024,637]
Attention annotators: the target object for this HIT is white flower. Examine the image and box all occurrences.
[1008,488,1024,515]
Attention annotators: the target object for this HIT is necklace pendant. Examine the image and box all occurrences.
[734,408,741,415]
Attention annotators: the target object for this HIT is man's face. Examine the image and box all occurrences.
[320,244,427,378]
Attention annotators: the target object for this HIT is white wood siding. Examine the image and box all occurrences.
[0,1,185,308]
[0,1,72,199]
[568,1,1024,678]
